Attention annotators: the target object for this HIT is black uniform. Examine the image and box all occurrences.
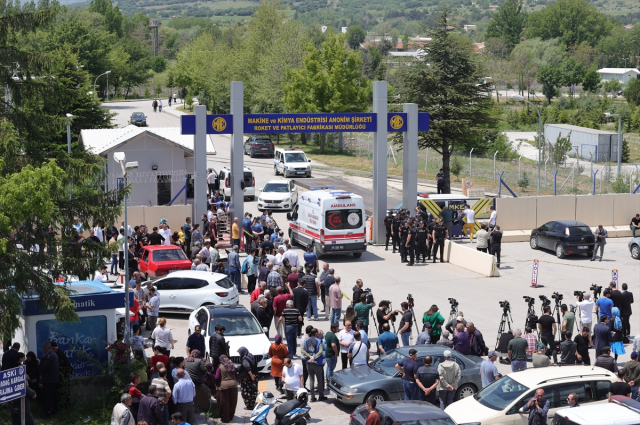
[392,216,401,252]
[383,215,393,250]
[432,222,447,262]
[416,225,428,263]
[399,224,409,263]
[426,220,436,260]
[406,225,417,266]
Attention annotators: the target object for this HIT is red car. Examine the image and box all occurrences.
[138,245,192,279]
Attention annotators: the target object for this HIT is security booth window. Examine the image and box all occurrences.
[325,209,362,230]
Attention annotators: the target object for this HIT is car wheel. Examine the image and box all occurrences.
[555,244,566,259]
[455,384,477,401]
[353,253,362,258]
[587,251,593,258]
[365,390,388,403]
[225,195,230,202]
[530,235,539,250]
[313,243,322,258]
[632,244,640,259]
[250,150,255,158]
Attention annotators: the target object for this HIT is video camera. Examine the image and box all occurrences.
[363,288,374,304]
[551,292,563,303]
[383,300,398,322]
[523,296,535,306]
[499,300,510,312]
[407,294,415,309]
[539,295,551,307]
[448,298,459,308]
[590,284,602,297]
[574,290,584,302]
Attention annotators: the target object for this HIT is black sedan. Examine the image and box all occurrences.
[530,220,595,258]
[244,136,274,158]
[350,401,456,425]
[129,112,147,127]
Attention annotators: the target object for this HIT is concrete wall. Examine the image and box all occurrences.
[495,197,537,231]
[444,240,499,277]
[613,194,640,227]
[115,205,191,230]
[537,195,576,225]
[575,194,615,227]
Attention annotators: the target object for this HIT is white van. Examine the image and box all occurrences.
[274,147,312,178]
[216,166,255,201]
[287,187,366,258]
[552,397,640,425]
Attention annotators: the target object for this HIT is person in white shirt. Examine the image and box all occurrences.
[348,331,369,366]
[93,222,104,243]
[275,247,285,267]
[488,206,497,230]
[207,170,217,196]
[160,224,172,246]
[121,220,132,237]
[94,266,108,282]
[338,321,356,369]
[576,292,595,344]
[282,357,304,400]
[158,99,163,112]
[462,204,476,242]
[283,244,299,268]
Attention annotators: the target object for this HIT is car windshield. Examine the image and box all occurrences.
[568,226,592,236]
[132,112,145,118]
[153,249,188,262]
[263,183,289,193]
[209,314,263,336]
[285,152,307,163]
[370,350,405,376]
[473,376,529,411]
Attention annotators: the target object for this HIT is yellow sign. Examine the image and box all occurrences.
[419,197,494,232]
[212,117,227,132]
[389,115,404,130]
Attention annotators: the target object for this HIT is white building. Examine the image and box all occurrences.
[80,125,216,207]
[341,26,348,34]
[596,68,640,84]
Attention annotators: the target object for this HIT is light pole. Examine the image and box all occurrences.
[623,57,629,72]
[512,94,542,196]
[605,113,622,176]
[113,152,138,348]
[66,113,73,200]
[94,71,111,100]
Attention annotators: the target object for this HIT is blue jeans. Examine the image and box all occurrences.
[285,326,298,358]
[511,360,527,372]
[439,389,455,410]
[159,402,169,425]
[110,253,118,274]
[403,380,419,400]
[400,332,411,346]
[325,356,337,380]
[330,308,341,325]
[229,267,240,292]
[307,295,318,319]
[631,385,639,400]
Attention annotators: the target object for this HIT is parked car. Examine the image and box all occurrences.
[628,237,640,259]
[138,245,193,279]
[530,220,595,258]
[257,179,298,212]
[129,112,147,126]
[151,270,239,313]
[552,396,640,425]
[350,401,456,425]
[216,166,255,201]
[327,345,483,406]
[244,136,274,158]
[189,304,271,373]
[445,365,617,425]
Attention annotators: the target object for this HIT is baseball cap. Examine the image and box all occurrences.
[538,342,546,349]
[632,352,639,359]
[443,350,452,357]
[456,315,464,321]
[488,350,499,358]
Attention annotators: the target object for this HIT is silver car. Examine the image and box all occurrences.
[629,237,640,259]
[327,345,484,406]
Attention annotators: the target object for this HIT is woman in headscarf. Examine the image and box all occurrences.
[184,349,207,384]
[238,346,258,409]
[268,334,289,394]
[279,258,291,283]
[215,355,239,423]
[610,307,626,360]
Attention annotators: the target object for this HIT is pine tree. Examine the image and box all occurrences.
[484,0,527,49]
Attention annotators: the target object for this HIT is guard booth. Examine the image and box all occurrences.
[13,280,132,378]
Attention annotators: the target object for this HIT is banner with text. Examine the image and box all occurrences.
[244,113,376,134]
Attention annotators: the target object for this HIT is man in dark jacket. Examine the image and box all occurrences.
[621,283,634,339]
[593,316,611,358]
[256,298,271,337]
[292,284,309,337]
[467,322,487,356]
[39,342,60,418]
[51,342,73,408]
[594,346,618,373]
[559,331,577,364]
[137,385,164,425]
[1,342,21,371]
[208,324,228,369]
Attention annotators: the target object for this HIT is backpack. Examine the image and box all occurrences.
[241,257,249,274]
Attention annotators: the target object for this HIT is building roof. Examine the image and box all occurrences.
[596,68,640,75]
[80,125,217,156]
[544,123,617,135]
[388,50,426,57]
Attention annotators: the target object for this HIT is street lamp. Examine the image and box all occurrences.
[66,113,73,200]
[94,70,111,101]
[512,94,542,196]
[605,112,623,175]
[113,151,138,348]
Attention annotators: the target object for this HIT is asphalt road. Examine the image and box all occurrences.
[106,100,640,425]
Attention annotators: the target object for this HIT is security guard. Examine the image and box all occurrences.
[426,217,436,260]
[406,220,417,266]
[399,220,410,263]
[392,211,402,253]
[432,218,448,263]
[417,205,429,223]
[416,221,429,263]
[384,211,393,251]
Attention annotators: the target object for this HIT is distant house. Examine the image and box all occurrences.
[341,26,348,34]
[474,42,485,52]
[625,25,633,30]
[464,25,477,31]
[488,5,498,10]
[596,68,640,84]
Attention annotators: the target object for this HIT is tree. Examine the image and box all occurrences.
[536,66,562,102]
[283,32,372,153]
[484,0,527,49]
[396,9,495,194]
[551,133,573,167]
[624,78,640,106]
[560,57,585,97]
[151,56,167,73]
[346,25,366,50]
[582,67,601,93]
[450,156,463,181]
[525,0,613,47]
[604,79,622,99]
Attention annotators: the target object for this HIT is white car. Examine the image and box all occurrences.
[151,270,239,313]
[274,148,311,177]
[257,179,298,211]
[188,305,272,373]
[445,366,617,425]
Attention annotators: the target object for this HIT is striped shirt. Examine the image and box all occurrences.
[282,307,300,327]
[266,271,282,289]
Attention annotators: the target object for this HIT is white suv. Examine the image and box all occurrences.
[445,366,617,425]
[216,166,255,201]
[274,148,311,178]
[257,179,298,211]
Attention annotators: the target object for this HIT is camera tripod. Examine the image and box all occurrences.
[525,302,538,336]
[495,307,513,351]
[551,300,562,328]
[448,305,459,323]
[409,306,420,335]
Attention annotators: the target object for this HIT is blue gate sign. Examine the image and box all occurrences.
[0,365,26,403]
[244,113,377,134]
[181,114,234,135]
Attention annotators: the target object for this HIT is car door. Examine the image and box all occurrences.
[289,180,298,204]
[138,248,151,273]
[178,277,209,311]
[194,307,209,337]
[153,277,183,311]
[547,222,565,251]
[276,152,284,174]
[537,223,551,249]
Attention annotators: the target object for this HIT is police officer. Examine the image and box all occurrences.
[432,218,448,263]
[400,220,410,263]
[417,205,429,223]
[406,220,417,266]
[416,221,428,263]
[384,211,393,251]
[426,218,436,261]
[392,211,402,253]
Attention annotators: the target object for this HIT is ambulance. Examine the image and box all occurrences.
[286,187,367,258]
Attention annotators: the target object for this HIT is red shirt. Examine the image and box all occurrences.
[250,287,264,303]
[129,298,139,322]
[287,273,299,288]
[150,354,169,371]
[273,294,293,317]
[366,410,381,425]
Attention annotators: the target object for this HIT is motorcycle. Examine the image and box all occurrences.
[250,389,311,425]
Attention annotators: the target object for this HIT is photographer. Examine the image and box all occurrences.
[352,279,365,307]
[398,302,413,347]
[376,301,400,334]
[537,306,557,349]
[354,293,375,334]
[576,292,595,335]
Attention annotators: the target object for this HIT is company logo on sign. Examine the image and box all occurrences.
[328,212,342,227]
[330,203,356,208]
[389,115,404,130]
[212,117,227,132]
